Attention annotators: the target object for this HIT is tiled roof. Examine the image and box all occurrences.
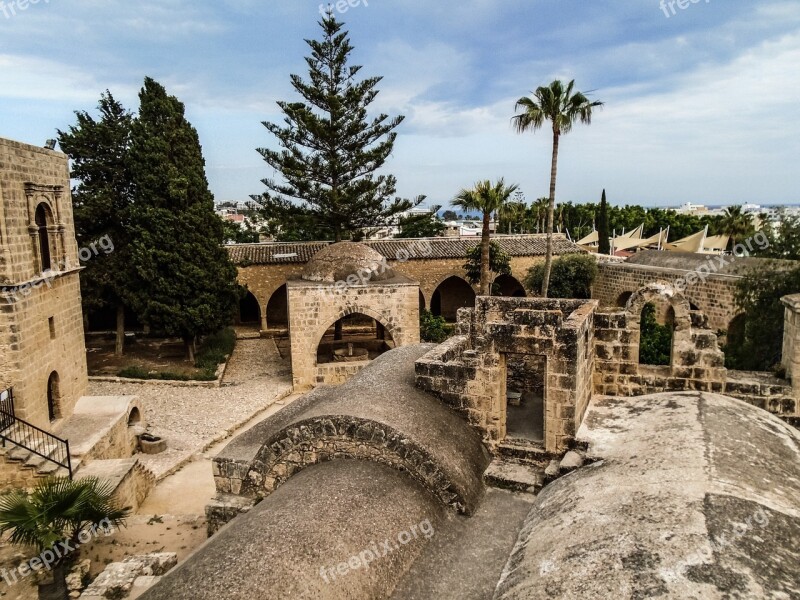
[227,235,586,265]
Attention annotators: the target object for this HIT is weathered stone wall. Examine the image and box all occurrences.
[416,297,596,453]
[593,261,741,332]
[593,284,727,397]
[287,279,420,390]
[782,294,800,389]
[234,255,542,328]
[0,138,87,427]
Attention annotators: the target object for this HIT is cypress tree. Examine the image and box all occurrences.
[57,92,134,355]
[126,77,239,360]
[598,189,611,255]
[254,12,422,241]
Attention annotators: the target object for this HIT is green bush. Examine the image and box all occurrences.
[524,253,598,298]
[195,328,236,373]
[420,310,454,343]
[638,303,672,366]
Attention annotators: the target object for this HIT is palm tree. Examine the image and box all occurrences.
[720,205,755,249]
[513,80,603,297]
[452,179,520,295]
[0,477,129,600]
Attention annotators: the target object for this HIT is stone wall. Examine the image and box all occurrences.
[287,279,420,390]
[0,137,87,427]
[593,261,741,332]
[593,284,727,397]
[782,294,800,389]
[415,297,596,453]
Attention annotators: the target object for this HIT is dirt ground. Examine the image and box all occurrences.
[86,335,206,378]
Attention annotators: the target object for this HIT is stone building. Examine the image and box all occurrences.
[227,235,584,331]
[0,137,88,427]
[287,242,420,390]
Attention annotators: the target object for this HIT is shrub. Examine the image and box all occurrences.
[524,253,598,298]
[420,310,454,343]
[638,303,672,366]
[195,328,236,373]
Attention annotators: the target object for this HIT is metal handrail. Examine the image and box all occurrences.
[0,389,72,478]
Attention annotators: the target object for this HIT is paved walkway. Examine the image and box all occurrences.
[88,337,293,479]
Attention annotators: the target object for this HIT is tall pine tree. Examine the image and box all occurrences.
[126,78,239,360]
[57,92,134,356]
[254,12,422,241]
[598,189,611,255]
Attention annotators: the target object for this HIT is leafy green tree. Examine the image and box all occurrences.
[756,212,800,260]
[498,201,528,235]
[638,303,673,366]
[0,477,129,600]
[524,253,598,299]
[513,80,603,297]
[728,261,800,371]
[720,205,755,249]
[597,190,610,254]
[441,210,458,222]
[419,309,454,343]
[254,12,421,241]
[396,205,444,238]
[463,241,512,294]
[57,92,134,356]
[126,77,240,360]
[452,179,519,295]
[222,218,261,244]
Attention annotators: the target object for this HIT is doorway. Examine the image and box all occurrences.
[504,354,545,443]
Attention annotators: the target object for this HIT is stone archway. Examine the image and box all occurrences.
[431,276,476,321]
[237,291,261,326]
[315,310,396,366]
[266,284,289,330]
[493,274,526,297]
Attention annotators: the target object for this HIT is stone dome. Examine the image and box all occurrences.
[301,242,395,283]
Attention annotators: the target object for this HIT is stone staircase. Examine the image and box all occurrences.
[484,437,587,495]
[0,422,73,480]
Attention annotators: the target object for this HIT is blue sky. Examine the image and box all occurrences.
[1,0,798,207]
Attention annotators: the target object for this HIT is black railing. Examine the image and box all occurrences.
[0,389,72,479]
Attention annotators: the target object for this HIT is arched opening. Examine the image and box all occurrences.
[316,312,395,365]
[237,291,261,326]
[431,276,476,321]
[47,371,61,422]
[127,407,142,426]
[494,274,526,297]
[419,290,426,312]
[724,313,747,369]
[617,291,633,308]
[266,285,289,330]
[35,203,53,272]
[638,302,674,366]
[689,301,701,311]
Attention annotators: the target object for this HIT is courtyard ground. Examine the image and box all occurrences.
[1,337,297,600]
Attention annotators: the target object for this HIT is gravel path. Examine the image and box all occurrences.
[87,337,293,479]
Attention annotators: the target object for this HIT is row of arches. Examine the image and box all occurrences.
[237,274,528,328]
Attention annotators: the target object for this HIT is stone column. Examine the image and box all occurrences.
[781,294,800,398]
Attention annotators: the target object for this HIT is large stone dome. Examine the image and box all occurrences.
[301,242,395,283]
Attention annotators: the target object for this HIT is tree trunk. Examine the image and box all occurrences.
[480,211,492,296]
[37,562,68,600]
[185,337,195,362]
[114,304,125,356]
[541,128,560,298]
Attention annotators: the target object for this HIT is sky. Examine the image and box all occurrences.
[1,0,799,208]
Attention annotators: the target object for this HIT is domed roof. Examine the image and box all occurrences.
[301,242,395,283]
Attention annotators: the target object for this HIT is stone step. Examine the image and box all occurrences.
[497,438,554,467]
[24,443,60,469]
[36,461,69,477]
[484,458,544,494]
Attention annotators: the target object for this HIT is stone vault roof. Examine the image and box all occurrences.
[301,241,396,283]
[227,234,586,266]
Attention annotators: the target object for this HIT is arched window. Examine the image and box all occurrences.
[47,371,61,422]
[35,203,53,272]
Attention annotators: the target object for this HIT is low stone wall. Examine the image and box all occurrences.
[725,371,796,416]
[315,361,369,386]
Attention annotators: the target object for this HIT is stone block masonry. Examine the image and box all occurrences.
[0,137,87,428]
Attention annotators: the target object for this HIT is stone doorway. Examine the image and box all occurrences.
[504,354,546,443]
